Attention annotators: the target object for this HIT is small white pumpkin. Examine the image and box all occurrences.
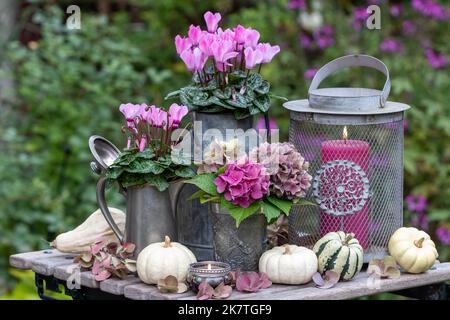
[137,236,197,284]
[259,244,318,285]
[388,227,438,274]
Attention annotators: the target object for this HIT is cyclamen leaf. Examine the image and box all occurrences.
[164,90,180,100]
[185,173,218,195]
[254,80,270,94]
[226,93,247,109]
[174,166,195,178]
[253,94,270,112]
[144,174,169,192]
[125,159,164,174]
[247,73,263,90]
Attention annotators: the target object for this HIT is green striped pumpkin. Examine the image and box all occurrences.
[312,231,364,281]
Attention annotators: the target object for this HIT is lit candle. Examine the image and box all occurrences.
[187,261,232,293]
[319,126,369,249]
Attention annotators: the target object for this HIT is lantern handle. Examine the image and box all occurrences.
[308,54,390,108]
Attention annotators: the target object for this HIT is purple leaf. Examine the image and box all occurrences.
[313,271,339,289]
[235,271,272,293]
[94,269,112,281]
[92,260,102,275]
[213,283,232,299]
[197,281,215,300]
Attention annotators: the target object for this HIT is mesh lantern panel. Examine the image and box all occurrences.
[288,118,404,262]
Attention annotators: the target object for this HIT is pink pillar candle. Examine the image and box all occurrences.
[319,138,370,249]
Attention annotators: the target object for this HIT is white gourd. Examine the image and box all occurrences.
[259,244,318,285]
[137,236,197,284]
[51,207,125,253]
[388,227,438,274]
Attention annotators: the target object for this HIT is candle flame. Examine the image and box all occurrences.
[343,126,348,140]
[207,264,212,271]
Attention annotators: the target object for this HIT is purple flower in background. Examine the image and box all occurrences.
[380,39,403,53]
[287,0,306,10]
[314,25,335,49]
[411,212,429,231]
[255,117,278,131]
[425,49,449,69]
[304,68,317,80]
[352,7,370,30]
[402,20,416,36]
[436,227,450,245]
[405,194,428,213]
[412,0,450,21]
[299,34,312,49]
[390,4,403,17]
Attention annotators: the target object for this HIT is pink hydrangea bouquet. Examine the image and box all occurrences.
[105,103,195,191]
[186,141,313,226]
[165,11,285,120]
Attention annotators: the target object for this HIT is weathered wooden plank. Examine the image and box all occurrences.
[53,264,100,289]
[123,282,196,300]
[31,254,77,276]
[244,263,450,300]
[9,250,70,270]
[100,276,142,295]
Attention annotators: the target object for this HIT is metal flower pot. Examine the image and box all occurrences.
[209,202,267,271]
[174,111,254,261]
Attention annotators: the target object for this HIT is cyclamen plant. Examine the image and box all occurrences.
[186,140,313,226]
[166,11,285,119]
[105,103,195,191]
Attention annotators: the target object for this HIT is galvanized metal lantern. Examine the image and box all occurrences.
[284,55,410,262]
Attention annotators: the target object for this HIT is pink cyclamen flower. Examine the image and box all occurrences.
[146,105,167,128]
[214,161,270,208]
[168,103,188,128]
[244,47,263,69]
[256,43,280,64]
[234,25,247,44]
[199,32,215,57]
[379,39,402,53]
[175,35,191,55]
[204,11,221,33]
[244,28,260,49]
[304,68,317,80]
[119,103,141,123]
[211,40,239,71]
[180,47,208,72]
[139,137,146,152]
[188,25,202,45]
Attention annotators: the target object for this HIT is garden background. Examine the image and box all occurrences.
[0,0,449,299]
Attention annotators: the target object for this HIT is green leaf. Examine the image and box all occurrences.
[226,93,247,109]
[233,109,251,120]
[187,189,206,200]
[293,199,317,206]
[207,96,234,109]
[254,80,270,94]
[135,148,155,160]
[247,73,263,90]
[261,200,282,223]
[106,166,123,180]
[268,93,288,101]
[125,159,164,174]
[253,94,270,112]
[164,90,180,100]
[266,196,293,215]
[184,173,218,195]
[428,209,450,222]
[226,200,262,227]
[212,87,231,100]
[120,174,146,188]
[174,166,195,178]
[144,174,169,191]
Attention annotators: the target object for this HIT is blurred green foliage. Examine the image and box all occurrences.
[0,0,449,298]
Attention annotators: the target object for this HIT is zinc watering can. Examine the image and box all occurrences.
[89,135,184,257]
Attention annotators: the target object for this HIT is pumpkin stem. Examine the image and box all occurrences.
[414,237,425,248]
[163,236,172,248]
[283,244,291,255]
[343,233,355,245]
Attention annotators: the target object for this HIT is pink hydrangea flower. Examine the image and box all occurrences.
[214,161,270,208]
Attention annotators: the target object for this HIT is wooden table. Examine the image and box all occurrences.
[10,249,450,300]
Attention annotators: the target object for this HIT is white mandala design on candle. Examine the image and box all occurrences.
[312,160,370,217]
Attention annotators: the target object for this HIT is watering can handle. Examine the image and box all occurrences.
[96,176,124,243]
[308,54,391,107]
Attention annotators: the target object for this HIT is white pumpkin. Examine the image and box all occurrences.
[388,227,438,274]
[259,244,318,285]
[137,236,197,284]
